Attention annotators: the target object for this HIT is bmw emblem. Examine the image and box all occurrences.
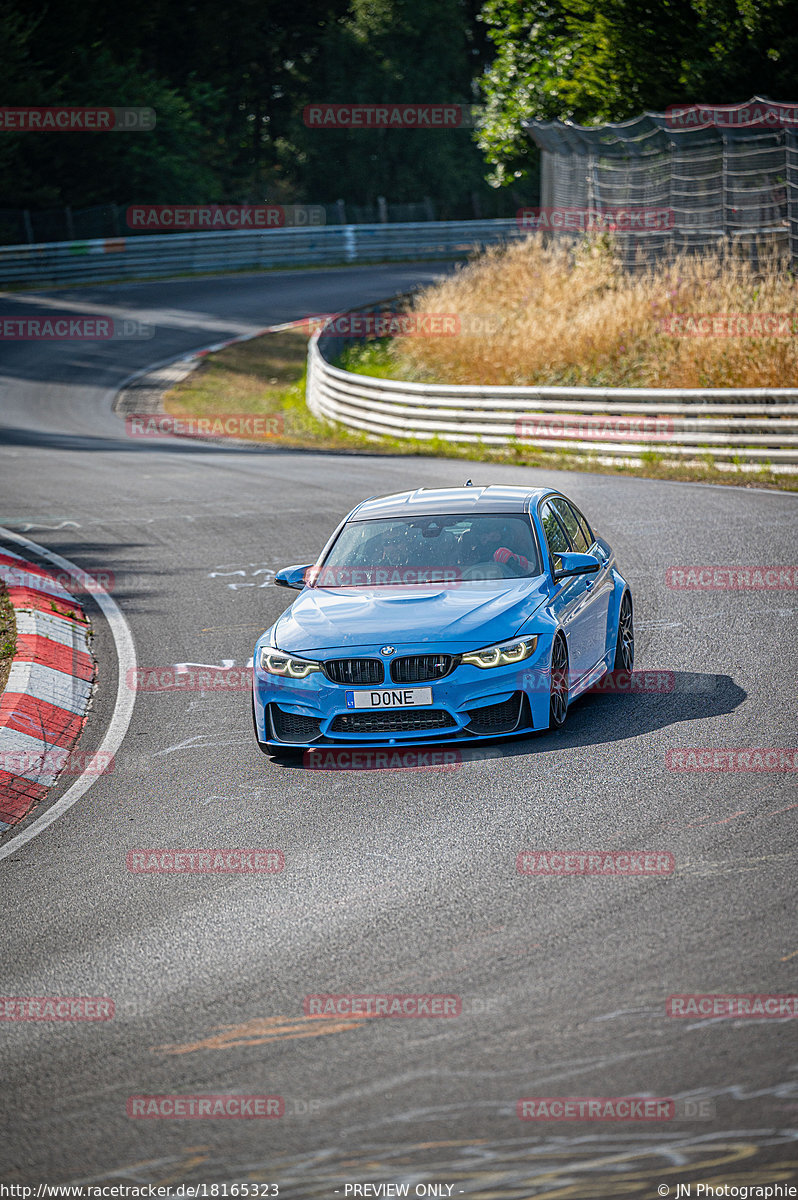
[380,645,396,655]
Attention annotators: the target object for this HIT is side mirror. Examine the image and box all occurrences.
[553,552,601,581]
[274,564,312,591]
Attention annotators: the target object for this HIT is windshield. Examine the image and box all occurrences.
[311,514,542,586]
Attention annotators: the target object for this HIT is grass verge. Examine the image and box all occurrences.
[164,330,375,452]
[0,583,16,695]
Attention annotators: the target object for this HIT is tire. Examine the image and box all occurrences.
[549,634,569,730]
[613,591,634,672]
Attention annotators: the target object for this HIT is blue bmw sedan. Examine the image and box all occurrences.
[252,485,633,754]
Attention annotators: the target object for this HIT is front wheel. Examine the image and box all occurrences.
[614,592,634,672]
[549,635,569,730]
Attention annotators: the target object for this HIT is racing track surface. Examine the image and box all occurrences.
[0,263,796,1196]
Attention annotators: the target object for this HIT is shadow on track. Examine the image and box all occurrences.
[270,671,746,770]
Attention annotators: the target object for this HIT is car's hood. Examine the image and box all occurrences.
[274,579,549,652]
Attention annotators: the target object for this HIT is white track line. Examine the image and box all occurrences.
[109,317,310,405]
[0,529,136,862]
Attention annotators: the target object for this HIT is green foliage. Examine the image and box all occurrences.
[4,0,795,216]
[3,0,500,213]
[286,0,491,209]
[477,0,798,188]
[337,341,399,377]
[4,49,225,208]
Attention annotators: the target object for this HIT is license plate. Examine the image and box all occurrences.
[345,687,433,709]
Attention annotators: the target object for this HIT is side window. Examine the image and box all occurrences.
[567,500,595,549]
[539,501,570,561]
[550,497,589,553]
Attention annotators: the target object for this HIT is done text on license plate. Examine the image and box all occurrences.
[345,687,433,710]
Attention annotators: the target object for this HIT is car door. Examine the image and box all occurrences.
[539,499,593,680]
[549,496,612,674]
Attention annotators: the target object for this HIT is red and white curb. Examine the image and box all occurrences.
[0,549,95,830]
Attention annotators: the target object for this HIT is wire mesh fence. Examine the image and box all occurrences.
[523,96,796,270]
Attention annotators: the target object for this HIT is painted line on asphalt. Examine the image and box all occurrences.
[0,528,136,862]
[108,317,310,406]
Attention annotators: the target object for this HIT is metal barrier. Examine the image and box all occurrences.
[0,220,523,286]
[307,319,798,467]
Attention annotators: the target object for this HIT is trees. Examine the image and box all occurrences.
[1,0,346,208]
[3,0,495,213]
[289,0,488,210]
[477,0,798,189]
[3,0,792,216]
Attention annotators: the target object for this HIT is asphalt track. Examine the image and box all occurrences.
[0,262,796,1196]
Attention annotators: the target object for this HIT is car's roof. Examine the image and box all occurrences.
[349,485,553,520]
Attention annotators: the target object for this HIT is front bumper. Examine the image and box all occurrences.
[252,637,554,749]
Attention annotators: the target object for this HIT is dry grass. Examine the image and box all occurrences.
[388,236,798,388]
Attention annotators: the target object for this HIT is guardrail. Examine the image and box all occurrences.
[307,318,798,468]
[0,219,523,286]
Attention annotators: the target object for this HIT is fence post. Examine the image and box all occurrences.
[721,132,729,247]
[377,196,388,223]
[787,129,798,273]
[65,206,75,240]
[336,198,346,224]
[22,210,34,244]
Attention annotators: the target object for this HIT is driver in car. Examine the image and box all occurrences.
[467,523,533,575]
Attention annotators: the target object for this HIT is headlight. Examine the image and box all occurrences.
[460,637,538,669]
[259,648,321,678]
